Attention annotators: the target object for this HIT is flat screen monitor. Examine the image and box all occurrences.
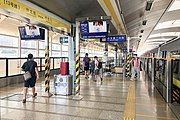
[19,26,45,40]
[80,21,108,39]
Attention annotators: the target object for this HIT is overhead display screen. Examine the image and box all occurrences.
[100,35,126,42]
[19,26,45,40]
[80,21,108,39]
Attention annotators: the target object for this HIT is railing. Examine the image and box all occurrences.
[0,57,68,78]
[79,57,115,73]
[0,56,114,78]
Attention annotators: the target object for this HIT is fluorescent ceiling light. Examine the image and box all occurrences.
[142,20,147,25]
[168,0,180,12]
[149,32,180,38]
[145,42,164,44]
[145,0,154,11]
[147,38,170,41]
[140,30,144,33]
[154,20,180,30]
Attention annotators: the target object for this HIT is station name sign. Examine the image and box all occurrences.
[100,35,126,42]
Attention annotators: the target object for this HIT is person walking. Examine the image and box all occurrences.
[130,54,140,81]
[83,53,91,79]
[21,53,39,103]
[94,56,103,82]
[90,59,95,77]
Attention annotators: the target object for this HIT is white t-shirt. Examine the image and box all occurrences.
[95,59,99,70]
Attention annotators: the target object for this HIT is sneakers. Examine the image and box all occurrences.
[32,93,37,97]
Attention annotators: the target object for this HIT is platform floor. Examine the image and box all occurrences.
[0,73,179,120]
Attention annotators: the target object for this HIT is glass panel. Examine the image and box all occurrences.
[39,50,45,57]
[80,48,85,52]
[62,45,68,51]
[33,58,41,71]
[0,48,18,58]
[39,41,45,49]
[52,51,60,57]
[21,40,37,48]
[61,51,68,57]
[21,49,37,57]
[0,35,18,47]
[54,58,60,69]
[0,59,6,77]
[42,59,45,71]
[52,44,60,50]
[50,58,53,69]
[8,59,21,76]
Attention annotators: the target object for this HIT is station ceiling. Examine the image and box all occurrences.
[27,0,117,34]
[27,0,180,54]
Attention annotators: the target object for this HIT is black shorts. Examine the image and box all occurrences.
[84,66,89,71]
[95,69,99,75]
[24,77,36,87]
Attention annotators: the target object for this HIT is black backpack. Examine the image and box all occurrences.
[98,61,102,69]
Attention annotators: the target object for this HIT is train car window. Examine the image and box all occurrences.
[173,60,179,74]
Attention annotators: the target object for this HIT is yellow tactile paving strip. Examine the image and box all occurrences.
[136,114,177,120]
[104,77,124,80]
[123,81,136,120]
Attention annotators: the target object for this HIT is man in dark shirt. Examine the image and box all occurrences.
[21,54,39,103]
[83,53,91,79]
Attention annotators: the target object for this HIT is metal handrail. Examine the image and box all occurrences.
[0,57,68,78]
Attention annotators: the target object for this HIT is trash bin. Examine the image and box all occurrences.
[54,74,72,95]
[60,62,69,75]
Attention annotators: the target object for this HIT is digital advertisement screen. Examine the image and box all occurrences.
[80,21,108,39]
[88,21,107,33]
[19,26,45,40]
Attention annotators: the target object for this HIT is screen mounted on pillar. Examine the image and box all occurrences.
[80,21,108,39]
[18,26,45,40]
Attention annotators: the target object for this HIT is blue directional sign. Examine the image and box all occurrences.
[100,35,126,42]
[60,37,68,43]
[123,48,133,52]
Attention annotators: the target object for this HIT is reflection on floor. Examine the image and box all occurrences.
[0,73,179,120]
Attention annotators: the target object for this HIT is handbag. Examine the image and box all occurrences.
[24,71,32,81]
[23,64,33,81]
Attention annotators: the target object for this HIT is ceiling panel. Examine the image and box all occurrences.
[119,0,173,52]
[27,0,118,34]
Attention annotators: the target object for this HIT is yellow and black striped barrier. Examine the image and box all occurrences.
[45,47,50,94]
[75,48,80,96]
[126,52,131,77]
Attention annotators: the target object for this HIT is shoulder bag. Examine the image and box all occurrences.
[23,64,33,81]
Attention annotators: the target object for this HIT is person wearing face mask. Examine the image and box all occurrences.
[130,54,141,81]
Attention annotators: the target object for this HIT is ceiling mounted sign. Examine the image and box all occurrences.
[100,35,126,42]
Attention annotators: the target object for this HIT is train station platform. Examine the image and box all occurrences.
[0,72,179,120]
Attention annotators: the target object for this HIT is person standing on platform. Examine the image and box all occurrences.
[130,54,140,81]
[83,53,91,79]
[98,58,103,81]
[21,53,39,103]
[94,56,103,82]
[90,59,95,76]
